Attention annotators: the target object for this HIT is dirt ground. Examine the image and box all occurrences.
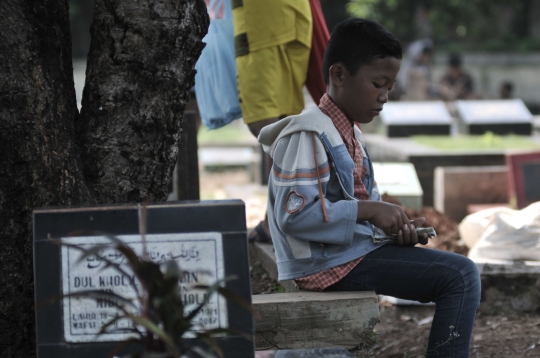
[250,255,540,358]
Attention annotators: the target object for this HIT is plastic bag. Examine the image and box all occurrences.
[459,202,540,261]
[194,0,242,129]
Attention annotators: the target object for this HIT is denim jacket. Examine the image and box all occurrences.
[258,106,387,281]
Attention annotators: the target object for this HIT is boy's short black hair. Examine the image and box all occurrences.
[322,18,402,84]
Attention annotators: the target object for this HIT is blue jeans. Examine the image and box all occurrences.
[326,245,481,358]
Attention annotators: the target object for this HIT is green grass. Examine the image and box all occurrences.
[197,123,251,144]
[411,133,540,151]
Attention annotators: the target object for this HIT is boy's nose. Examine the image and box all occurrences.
[378,93,388,103]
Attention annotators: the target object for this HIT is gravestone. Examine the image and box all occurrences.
[455,99,533,135]
[434,166,509,222]
[372,162,423,210]
[379,101,452,137]
[363,134,508,206]
[255,347,354,357]
[33,200,254,358]
[506,151,540,209]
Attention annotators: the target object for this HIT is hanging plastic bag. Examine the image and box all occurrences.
[194,0,242,129]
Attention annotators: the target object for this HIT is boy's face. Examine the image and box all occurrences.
[330,57,401,124]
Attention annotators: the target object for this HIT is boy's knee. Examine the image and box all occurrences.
[459,257,481,298]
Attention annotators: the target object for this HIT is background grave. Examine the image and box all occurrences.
[506,150,540,208]
[456,99,533,135]
[372,162,423,210]
[378,101,453,137]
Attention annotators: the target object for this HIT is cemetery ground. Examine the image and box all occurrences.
[198,166,540,357]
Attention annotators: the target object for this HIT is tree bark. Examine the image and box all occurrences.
[0,0,208,355]
[77,0,208,204]
[0,1,93,356]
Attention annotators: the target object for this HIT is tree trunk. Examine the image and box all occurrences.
[77,0,208,204]
[0,0,208,355]
[0,1,93,356]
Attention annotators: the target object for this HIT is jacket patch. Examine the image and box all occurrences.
[285,191,305,214]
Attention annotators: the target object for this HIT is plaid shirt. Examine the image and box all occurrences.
[294,94,368,291]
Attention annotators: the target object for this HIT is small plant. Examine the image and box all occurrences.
[48,231,253,358]
[405,326,460,358]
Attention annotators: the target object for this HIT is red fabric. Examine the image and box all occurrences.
[294,94,372,292]
[318,95,370,201]
[305,0,330,106]
[295,257,363,291]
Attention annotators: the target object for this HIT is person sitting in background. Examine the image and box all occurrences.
[439,53,476,100]
[500,81,514,99]
[395,38,435,101]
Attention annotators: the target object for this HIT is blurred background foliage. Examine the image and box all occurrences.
[69,0,95,58]
[345,0,540,52]
[69,0,540,58]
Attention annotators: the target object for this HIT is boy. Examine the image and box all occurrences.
[258,18,480,357]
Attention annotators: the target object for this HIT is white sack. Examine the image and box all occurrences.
[458,202,540,261]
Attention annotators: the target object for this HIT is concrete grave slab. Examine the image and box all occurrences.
[379,101,453,137]
[253,291,379,350]
[456,99,533,135]
[373,162,423,210]
[249,242,298,293]
[475,259,540,313]
[434,165,509,222]
[249,242,380,350]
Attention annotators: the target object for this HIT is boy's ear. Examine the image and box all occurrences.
[329,63,347,87]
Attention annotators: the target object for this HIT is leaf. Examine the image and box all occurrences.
[194,334,223,358]
[191,345,218,358]
[216,286,258,319]
[61,289,137,311]
[107,337,142,358]
[35,289,136,313]
[203,327,253,342]
[99,316,143,338]
[127,315,179,357]
[188,275,257,323]
[163,259,183,279]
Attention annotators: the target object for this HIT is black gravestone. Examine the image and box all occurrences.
[506,151,540,208]
[522,162,540,202]
[456,99,533,135]
[379,101,452,138]
[33,200,254,358]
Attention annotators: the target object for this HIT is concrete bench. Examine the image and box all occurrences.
[250,242,380,350]
[252,291,379,350]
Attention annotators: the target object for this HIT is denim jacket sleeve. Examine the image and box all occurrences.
[269,131,358,246]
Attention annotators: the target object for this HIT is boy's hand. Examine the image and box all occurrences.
[358,201,409,235]
[357,201,429,246]
[396,217,428,246]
